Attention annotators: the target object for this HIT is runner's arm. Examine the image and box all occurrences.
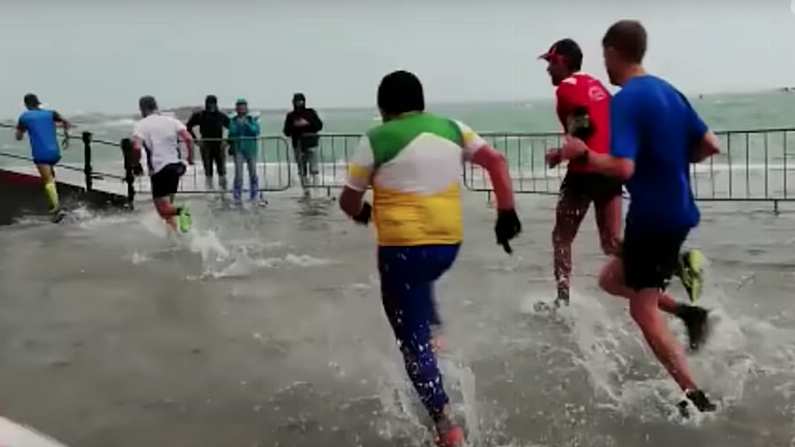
[560,136,635,181]
[340,187,368,220]
[340,136,374,224]
[470,146,515,210]
[546,84,582,167]
[561,92,637,181]
[684,98,719,163]
[15,120,26,141]
[691,131,720,163]
[131,136,144,164]
[460,122,521,253]
[459,122,515,210]
[53,111,71,146]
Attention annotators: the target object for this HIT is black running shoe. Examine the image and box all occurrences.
[686,389,717,412]
[555,288,570,308]
[51,208,66,224]
[676,305,710,351]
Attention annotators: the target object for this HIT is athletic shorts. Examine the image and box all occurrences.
[622,226,689,291]
[560,171,623,203]
[150,162,186,199]
[33,156,61,166]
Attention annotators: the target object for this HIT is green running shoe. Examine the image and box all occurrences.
[177,206,192,234]
[678,249,705,303]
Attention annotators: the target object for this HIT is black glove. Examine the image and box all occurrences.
[567,107,594,140]
[353,202,372,225]
[495,209,521,254]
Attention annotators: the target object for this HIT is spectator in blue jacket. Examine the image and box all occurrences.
[228,98,264,206]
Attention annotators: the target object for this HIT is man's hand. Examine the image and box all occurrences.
[545,149,563,168]
[691,131,720,163]
[495,209,521,254]
[560,135,589,161]
[295,118,310,127]
[353,202,372,225]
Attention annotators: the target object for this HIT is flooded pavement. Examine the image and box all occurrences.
[0,193,793,446]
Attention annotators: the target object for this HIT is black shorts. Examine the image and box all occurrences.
[150,163,185,199]
[560,171,623,203]
[623,227,689,291]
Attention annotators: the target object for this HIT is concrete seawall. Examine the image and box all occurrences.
[0,168,129,225]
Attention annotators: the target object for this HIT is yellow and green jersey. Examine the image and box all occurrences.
[346,112,487,246]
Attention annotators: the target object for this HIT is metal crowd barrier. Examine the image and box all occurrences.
[289,133,361,194]
[465,132,566,196]
[4,122,795,211]
[462,128,795,210]
[0,123,130,202]
[133,136,292,195]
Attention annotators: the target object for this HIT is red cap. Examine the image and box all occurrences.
[538,39,582,65]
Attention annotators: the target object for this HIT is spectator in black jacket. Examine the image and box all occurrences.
[187,95,230,190]
[283,93,323,187]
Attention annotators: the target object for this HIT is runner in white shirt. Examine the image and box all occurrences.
[132,96,195,232]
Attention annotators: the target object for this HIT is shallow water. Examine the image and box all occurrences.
[0,193,794,446]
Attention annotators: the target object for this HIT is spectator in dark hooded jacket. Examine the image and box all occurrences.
[283,93,323,186]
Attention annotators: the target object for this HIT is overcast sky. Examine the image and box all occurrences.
[1,0,793,117]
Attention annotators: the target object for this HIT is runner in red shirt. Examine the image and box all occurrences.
[540,39,622,306]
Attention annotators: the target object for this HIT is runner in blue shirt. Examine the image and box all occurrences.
[15,94,71,222]
[560,20,721,415]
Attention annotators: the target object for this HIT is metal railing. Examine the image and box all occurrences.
[462,129,795,209]
[288,132,569,195]
[4,123,795,210]
[132,136,293,195]
[288,133,361,194]
[465,132,566,196]
[0,123,130,201]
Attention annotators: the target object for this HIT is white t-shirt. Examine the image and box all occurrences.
[133,114,187,175]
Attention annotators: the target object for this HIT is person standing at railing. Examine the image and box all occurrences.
[559,20,720,415]
[14,93,71,223]
[186,95,230,191]
[339,70,521,447]
[228,98,265,206]
[541,38,707,307]
[131,96,194,233]
[283,93,323,190]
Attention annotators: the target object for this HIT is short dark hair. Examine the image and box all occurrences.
[205,95,218,105]
[24,93,40,108]
[139,95,158,114]
[377,70,425,116]
[602,20,647,63]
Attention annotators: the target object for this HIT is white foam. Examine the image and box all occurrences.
[130,251,150,265]
[77,213,132,230]
[99,118,136,128]
[537,284,795,424]
[283,253,333,267]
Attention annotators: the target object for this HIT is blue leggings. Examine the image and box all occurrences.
[378,244,460,422]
